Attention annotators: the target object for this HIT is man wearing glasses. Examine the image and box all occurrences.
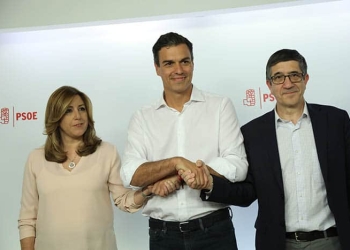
[180,49,350,250]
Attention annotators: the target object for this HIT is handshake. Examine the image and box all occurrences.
[143,157,214,198]
[142,157,215,197]
[177,159,213,192]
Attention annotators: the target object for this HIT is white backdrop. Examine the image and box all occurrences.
[1,1,350,249]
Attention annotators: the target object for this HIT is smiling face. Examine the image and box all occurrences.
[267,60,309,111]
[155,44,194,98]
[59,95,88,142]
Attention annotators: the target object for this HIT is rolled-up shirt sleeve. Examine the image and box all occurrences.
[206,97,248,182]
[120,110,148,189]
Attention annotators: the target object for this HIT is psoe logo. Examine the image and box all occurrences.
[0,107,10,124]
[0,107,38,127]
[243,88,275,109]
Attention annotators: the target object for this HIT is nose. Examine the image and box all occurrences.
[283,76,294,87]
[174,63,184,74]
[73,109,81,119]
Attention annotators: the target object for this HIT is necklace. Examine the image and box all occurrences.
[68,154,78,169]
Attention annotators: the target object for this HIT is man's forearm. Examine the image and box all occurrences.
[20,237,35,250]
[130,158,177,187]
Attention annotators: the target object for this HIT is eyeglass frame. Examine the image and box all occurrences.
[269,72,305,85]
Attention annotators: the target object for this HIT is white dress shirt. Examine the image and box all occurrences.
[275,104,336,232]
[121,85,248,221]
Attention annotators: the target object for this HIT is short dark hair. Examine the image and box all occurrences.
[266,49,307,80]
[152,32,193,66]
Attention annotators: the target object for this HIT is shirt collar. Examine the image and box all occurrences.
[274,102,309,124]
[154,85,205,110]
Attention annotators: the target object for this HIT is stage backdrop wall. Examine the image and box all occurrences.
[1,1,349,249]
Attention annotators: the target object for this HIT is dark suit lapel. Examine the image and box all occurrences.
[262,110,284,191]
[308,104,328,180]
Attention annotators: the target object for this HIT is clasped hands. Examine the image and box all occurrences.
[176,158,213,191]
[142,157,213,198]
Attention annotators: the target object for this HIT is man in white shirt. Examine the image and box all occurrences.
[121,32,248,250]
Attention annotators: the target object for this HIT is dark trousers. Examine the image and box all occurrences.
[149,212,238,250]
[285,236,341,250]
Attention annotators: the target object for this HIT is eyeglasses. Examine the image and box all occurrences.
[270,72,304,85]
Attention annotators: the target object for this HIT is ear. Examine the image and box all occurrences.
[266,80,272,91]
[154,63,161,76]
[303,74,309,85]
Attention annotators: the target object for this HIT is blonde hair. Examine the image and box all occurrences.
[44,86,101,163]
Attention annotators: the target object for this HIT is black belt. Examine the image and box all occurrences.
[286,227,338,242]
[149,208,231,233]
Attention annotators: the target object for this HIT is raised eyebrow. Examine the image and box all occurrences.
[288,71,302,74]
[272,70,300,77]
[271,72,283,77]
[161,57,191,65]
[180,57,191,62]
[67,104,85,109]
[161,60,174,65]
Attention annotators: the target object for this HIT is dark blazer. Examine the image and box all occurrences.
[202,103,350,250]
